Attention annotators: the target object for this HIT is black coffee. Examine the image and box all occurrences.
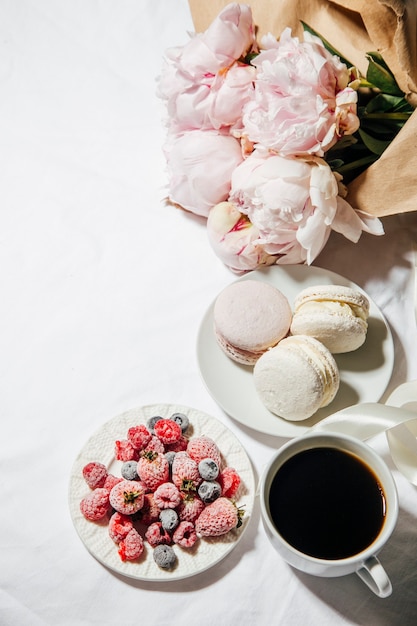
[269,447,386,560]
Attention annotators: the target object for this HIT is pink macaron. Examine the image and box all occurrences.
[213,280,292,365]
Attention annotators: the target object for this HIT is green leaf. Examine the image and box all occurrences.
[358,129,391,155]
[366,52,403,96]
[365,93,404,114]
[301,22,353,68]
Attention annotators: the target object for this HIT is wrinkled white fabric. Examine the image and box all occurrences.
[1,1,417,625]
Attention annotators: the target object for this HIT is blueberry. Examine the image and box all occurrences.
[164,451,176,469]
[153,544,177,569]
[198,458,219,481]
[160,508,179,532]
[146,415,164,434]
[198,480,221,503]
[170,412,189,434]
[121,460,139,481]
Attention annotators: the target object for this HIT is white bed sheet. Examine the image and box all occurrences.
[1,2,417,624]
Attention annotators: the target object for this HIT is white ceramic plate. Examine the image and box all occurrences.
[197,265,394,438]
[68,404,255,582]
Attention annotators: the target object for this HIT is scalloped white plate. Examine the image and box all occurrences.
[197,265,394,438]
[68,404,255,581]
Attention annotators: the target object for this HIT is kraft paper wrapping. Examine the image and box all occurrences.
[188,0,417,217]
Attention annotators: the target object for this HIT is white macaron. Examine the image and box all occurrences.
[290,284,370,353]
[253,335,340,421]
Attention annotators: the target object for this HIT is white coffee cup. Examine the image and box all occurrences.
[260,432,398,598]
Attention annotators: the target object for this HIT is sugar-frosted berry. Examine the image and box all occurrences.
[153,482,181,509]
[121,460,139,481]
[82,462,108,489]
[198,480,221,503]
[218,467,241,498]
[118,528,144,562]
[187,435,221,467]
[145,522,172,547]
[109,480,145,515]
[198,458,219,481]
[153,544,177,570]
[80,488,110,521]
[170,412,189,434]
[114,439,138,462]
[160,508,179,532]
[127,424,152,451]
[108,511,133,543]
[154,419,182,445]
[172,521,198,548]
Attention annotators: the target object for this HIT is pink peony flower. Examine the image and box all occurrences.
[229,151,383,265]
[164,130,244,217]
[241,28,359,156]
[207,201,277,272]
[158,3,256,133]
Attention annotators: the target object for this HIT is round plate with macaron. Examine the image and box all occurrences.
[197,265,394,438]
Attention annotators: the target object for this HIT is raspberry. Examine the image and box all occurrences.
[198,458,219,481]
[187,436,221,467]
[121,461,139,481]
[153,544,177,570]
[144,435,165,454]
[171,451,202,492]
[195,497,240,537]
[145,522,172,547]
[102,474,123,493]
[177,493,204,523]
[172,521,198,549]
[154,419,182,445]
[170,412,190,434]
[198,480,221,503]
[80,488,110,521]
[118,528,144,562]
[108,511,133,543]
[82,462,108,489]
[160,508,179,532]
[127,424,152,451]
[165,435,188,453]
[109,480,145,515]
[114,439,138,462]
[137,450,170,491]
[218,467,241,498]
[140,493,161,525]
[153,482,181,509]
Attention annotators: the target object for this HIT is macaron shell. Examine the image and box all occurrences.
[253,336,340,421]
[214,329,261,366]
[214,280,292,357]
[291,285,369,353]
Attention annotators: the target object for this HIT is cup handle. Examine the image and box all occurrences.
[356,556,392,598]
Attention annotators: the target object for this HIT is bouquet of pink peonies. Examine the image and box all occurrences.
[158,2,414,271]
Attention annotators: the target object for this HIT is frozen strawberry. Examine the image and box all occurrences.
[154,419,182,445]
[187,436,221,467]
[109,480,145,515]
[218,467,241,498]
[114,439,139,462]
[195,497,243,537]
[137,450,170,491]
[177,492,205,523]
[172,521,198,548]
[118,528,144,562]
[145,522,172,547]
[153,482,181,510]
[127,424,152,451]
[80,488,110,521]
[108,511,134,543]
[171,451,202,492]
[82,462,108,489]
